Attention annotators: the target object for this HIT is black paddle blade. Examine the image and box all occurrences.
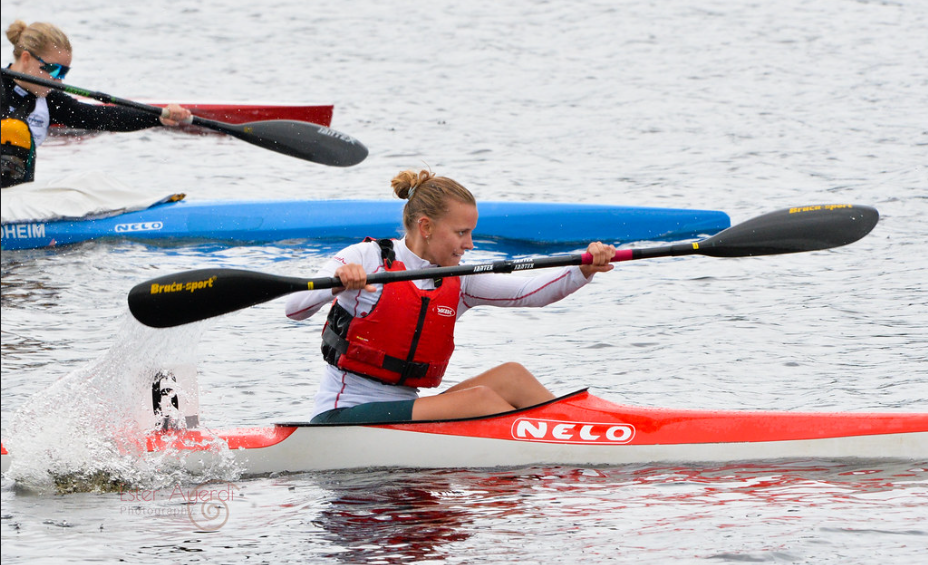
[128,269,311,328]
[694,204,879,257]
[200,119,369,167]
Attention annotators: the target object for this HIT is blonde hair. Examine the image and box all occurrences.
[391,169,476,233]
[6,20,72,59]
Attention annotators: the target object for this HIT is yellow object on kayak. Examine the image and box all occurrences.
[1,118,33,150]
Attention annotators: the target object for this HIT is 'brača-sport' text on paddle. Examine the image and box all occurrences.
[128,204,879,328]
[1,68,368,167]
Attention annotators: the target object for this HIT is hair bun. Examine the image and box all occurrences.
[6,21,72,57]
[5,20,28,45]
[391,169,435,200]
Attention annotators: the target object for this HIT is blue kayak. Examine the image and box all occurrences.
[0,199,730,251]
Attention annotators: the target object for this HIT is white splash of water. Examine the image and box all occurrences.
[3,315,240,493]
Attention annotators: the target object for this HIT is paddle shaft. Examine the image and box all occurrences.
[282,244,698,290]
[1,68,368,167]
[128,204,879,328]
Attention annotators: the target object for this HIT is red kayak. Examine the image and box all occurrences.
[4,389,923,477]
[50,101,334,136]
[148,102,333,126]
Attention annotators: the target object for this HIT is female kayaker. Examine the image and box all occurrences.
[285,169,617,423]
[1,20,191,188]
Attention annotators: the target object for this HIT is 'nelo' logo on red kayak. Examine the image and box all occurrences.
[435,305,456,317]
[511,418,635,444]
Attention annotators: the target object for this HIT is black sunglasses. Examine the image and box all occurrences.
[28,51,70,80]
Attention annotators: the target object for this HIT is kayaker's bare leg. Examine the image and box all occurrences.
[411,362,555,420]
[447,362,555,408]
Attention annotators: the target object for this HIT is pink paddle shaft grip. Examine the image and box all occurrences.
[580,249,634,264]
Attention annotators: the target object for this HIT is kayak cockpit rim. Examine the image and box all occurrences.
[275,388,592,427]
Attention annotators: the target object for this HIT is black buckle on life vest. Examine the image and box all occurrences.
[321,324,430,386]
[382,356,430,386]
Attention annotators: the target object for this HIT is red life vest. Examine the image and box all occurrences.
[321,239,460,388]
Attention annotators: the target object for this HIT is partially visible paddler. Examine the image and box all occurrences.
[1,20,191,188]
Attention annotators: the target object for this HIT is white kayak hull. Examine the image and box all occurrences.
[190,426,926,476]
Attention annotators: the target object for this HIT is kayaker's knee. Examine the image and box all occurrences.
[496,362,541,385]
[496,362,532,377]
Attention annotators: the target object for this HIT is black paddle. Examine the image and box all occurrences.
[2,68,368,167]
[128,204,878,328]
